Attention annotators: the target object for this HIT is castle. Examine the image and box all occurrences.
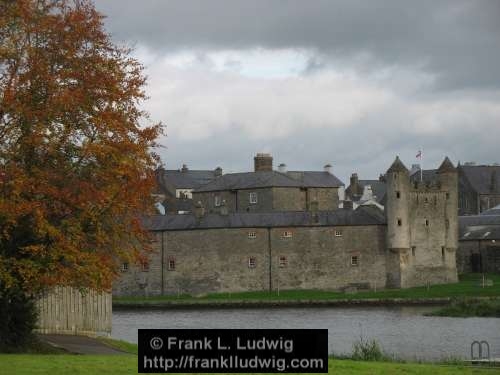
[114,155,459,297]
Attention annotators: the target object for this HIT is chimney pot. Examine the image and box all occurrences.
[324,164,332,174]
[278,163,287,173]
[181,164,188,172]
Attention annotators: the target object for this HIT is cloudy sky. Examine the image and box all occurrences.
[95,0,500,183]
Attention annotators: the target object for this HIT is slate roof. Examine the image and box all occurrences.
[143,207,386,231]
[459,165,500,195]
[409,169,439,183]
[359,180,387,204]
[459,212,500,240]
[155,168,218,196]
[286,171,344,187]
[438,157,456,173]
[194,170,343,193]
[461,226,500,241]
[387,156,408,173]
[482,204,500,216]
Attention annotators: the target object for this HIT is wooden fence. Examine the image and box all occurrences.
[35,286,112,336]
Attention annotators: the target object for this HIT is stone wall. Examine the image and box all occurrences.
[193,187,339,214]
[272,187,306,211]
[270,225,386,291]
[113,224,387,296]
[307,187,339,211]
[457,240,500,274]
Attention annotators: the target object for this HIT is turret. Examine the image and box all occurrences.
[437,157,458,253]
[386,156,410,250]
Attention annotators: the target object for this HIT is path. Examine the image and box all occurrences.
[38,334,128,355]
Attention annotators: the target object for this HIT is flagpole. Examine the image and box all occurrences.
[420,148,423,182]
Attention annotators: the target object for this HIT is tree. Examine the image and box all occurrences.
[0,0,162,345]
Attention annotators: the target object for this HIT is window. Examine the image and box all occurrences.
[335,230,342,237]
[141,261,149,272]
[350,256,359,266]
[441,247,445,261]
[397,219,402,226]
[282,231,293,239]
[214,195,221,207]
[249,192,258,204]
[424,197,428,204]
[168,258,176,271]
[446,193,450,200]
[279,256,287,268]
[411,246,416,257]
[396,191,401,199]
[425,219,429,226]
[248,231,257,239]
[121,262,129,272]
[248,257,256,268]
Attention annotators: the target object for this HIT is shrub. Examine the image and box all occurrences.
[0,286,38,352]
[351,337,387,361]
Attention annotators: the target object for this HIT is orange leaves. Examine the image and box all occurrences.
[0,0,163,293]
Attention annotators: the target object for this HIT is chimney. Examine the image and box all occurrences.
[254,153,273,172]
[181,164,188,172]
[350,173,359,194]
[215,166,223,177]
[323,164,332,174]
[278,163,287,173]
[194,201,205,219]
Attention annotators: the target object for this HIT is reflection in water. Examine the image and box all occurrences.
[112,306,500,361]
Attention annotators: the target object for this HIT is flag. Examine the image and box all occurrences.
[416,150,422,159]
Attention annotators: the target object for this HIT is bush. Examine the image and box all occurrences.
[0,286,38,352]
[351,337,388,361]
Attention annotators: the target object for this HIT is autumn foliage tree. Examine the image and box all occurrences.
[0,0,162,346]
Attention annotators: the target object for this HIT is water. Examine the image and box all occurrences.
[112,306,500,361]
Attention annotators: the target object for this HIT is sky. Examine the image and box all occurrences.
[95,0,500,184]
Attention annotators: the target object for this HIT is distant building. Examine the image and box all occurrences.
[458,204,500,273]
[457,163,500,215]
[345,173,386,210]
[154,164,221,214]
[192,154,345,214]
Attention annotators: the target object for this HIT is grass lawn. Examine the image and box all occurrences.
[1,355,499,375]
[113,273,500,305]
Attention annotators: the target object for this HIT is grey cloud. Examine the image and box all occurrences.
[96,0,500,90]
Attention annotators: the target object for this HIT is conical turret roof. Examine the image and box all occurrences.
[387,156,408,173]
[438,156,456,173]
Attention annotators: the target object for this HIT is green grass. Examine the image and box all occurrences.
[0,356,498,375]
[113,273,500,305]
[427,298,500,317]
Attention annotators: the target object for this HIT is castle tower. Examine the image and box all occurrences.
[385,156,411,288]
[437,157,459,282]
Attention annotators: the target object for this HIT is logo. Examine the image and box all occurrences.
[150,337,163,350]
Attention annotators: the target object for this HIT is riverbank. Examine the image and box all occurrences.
[113,273,500,308]
[427,298,500,318]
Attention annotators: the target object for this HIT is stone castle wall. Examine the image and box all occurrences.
[113,224,387,296]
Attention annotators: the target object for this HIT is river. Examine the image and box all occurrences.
[112,306,500,361]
